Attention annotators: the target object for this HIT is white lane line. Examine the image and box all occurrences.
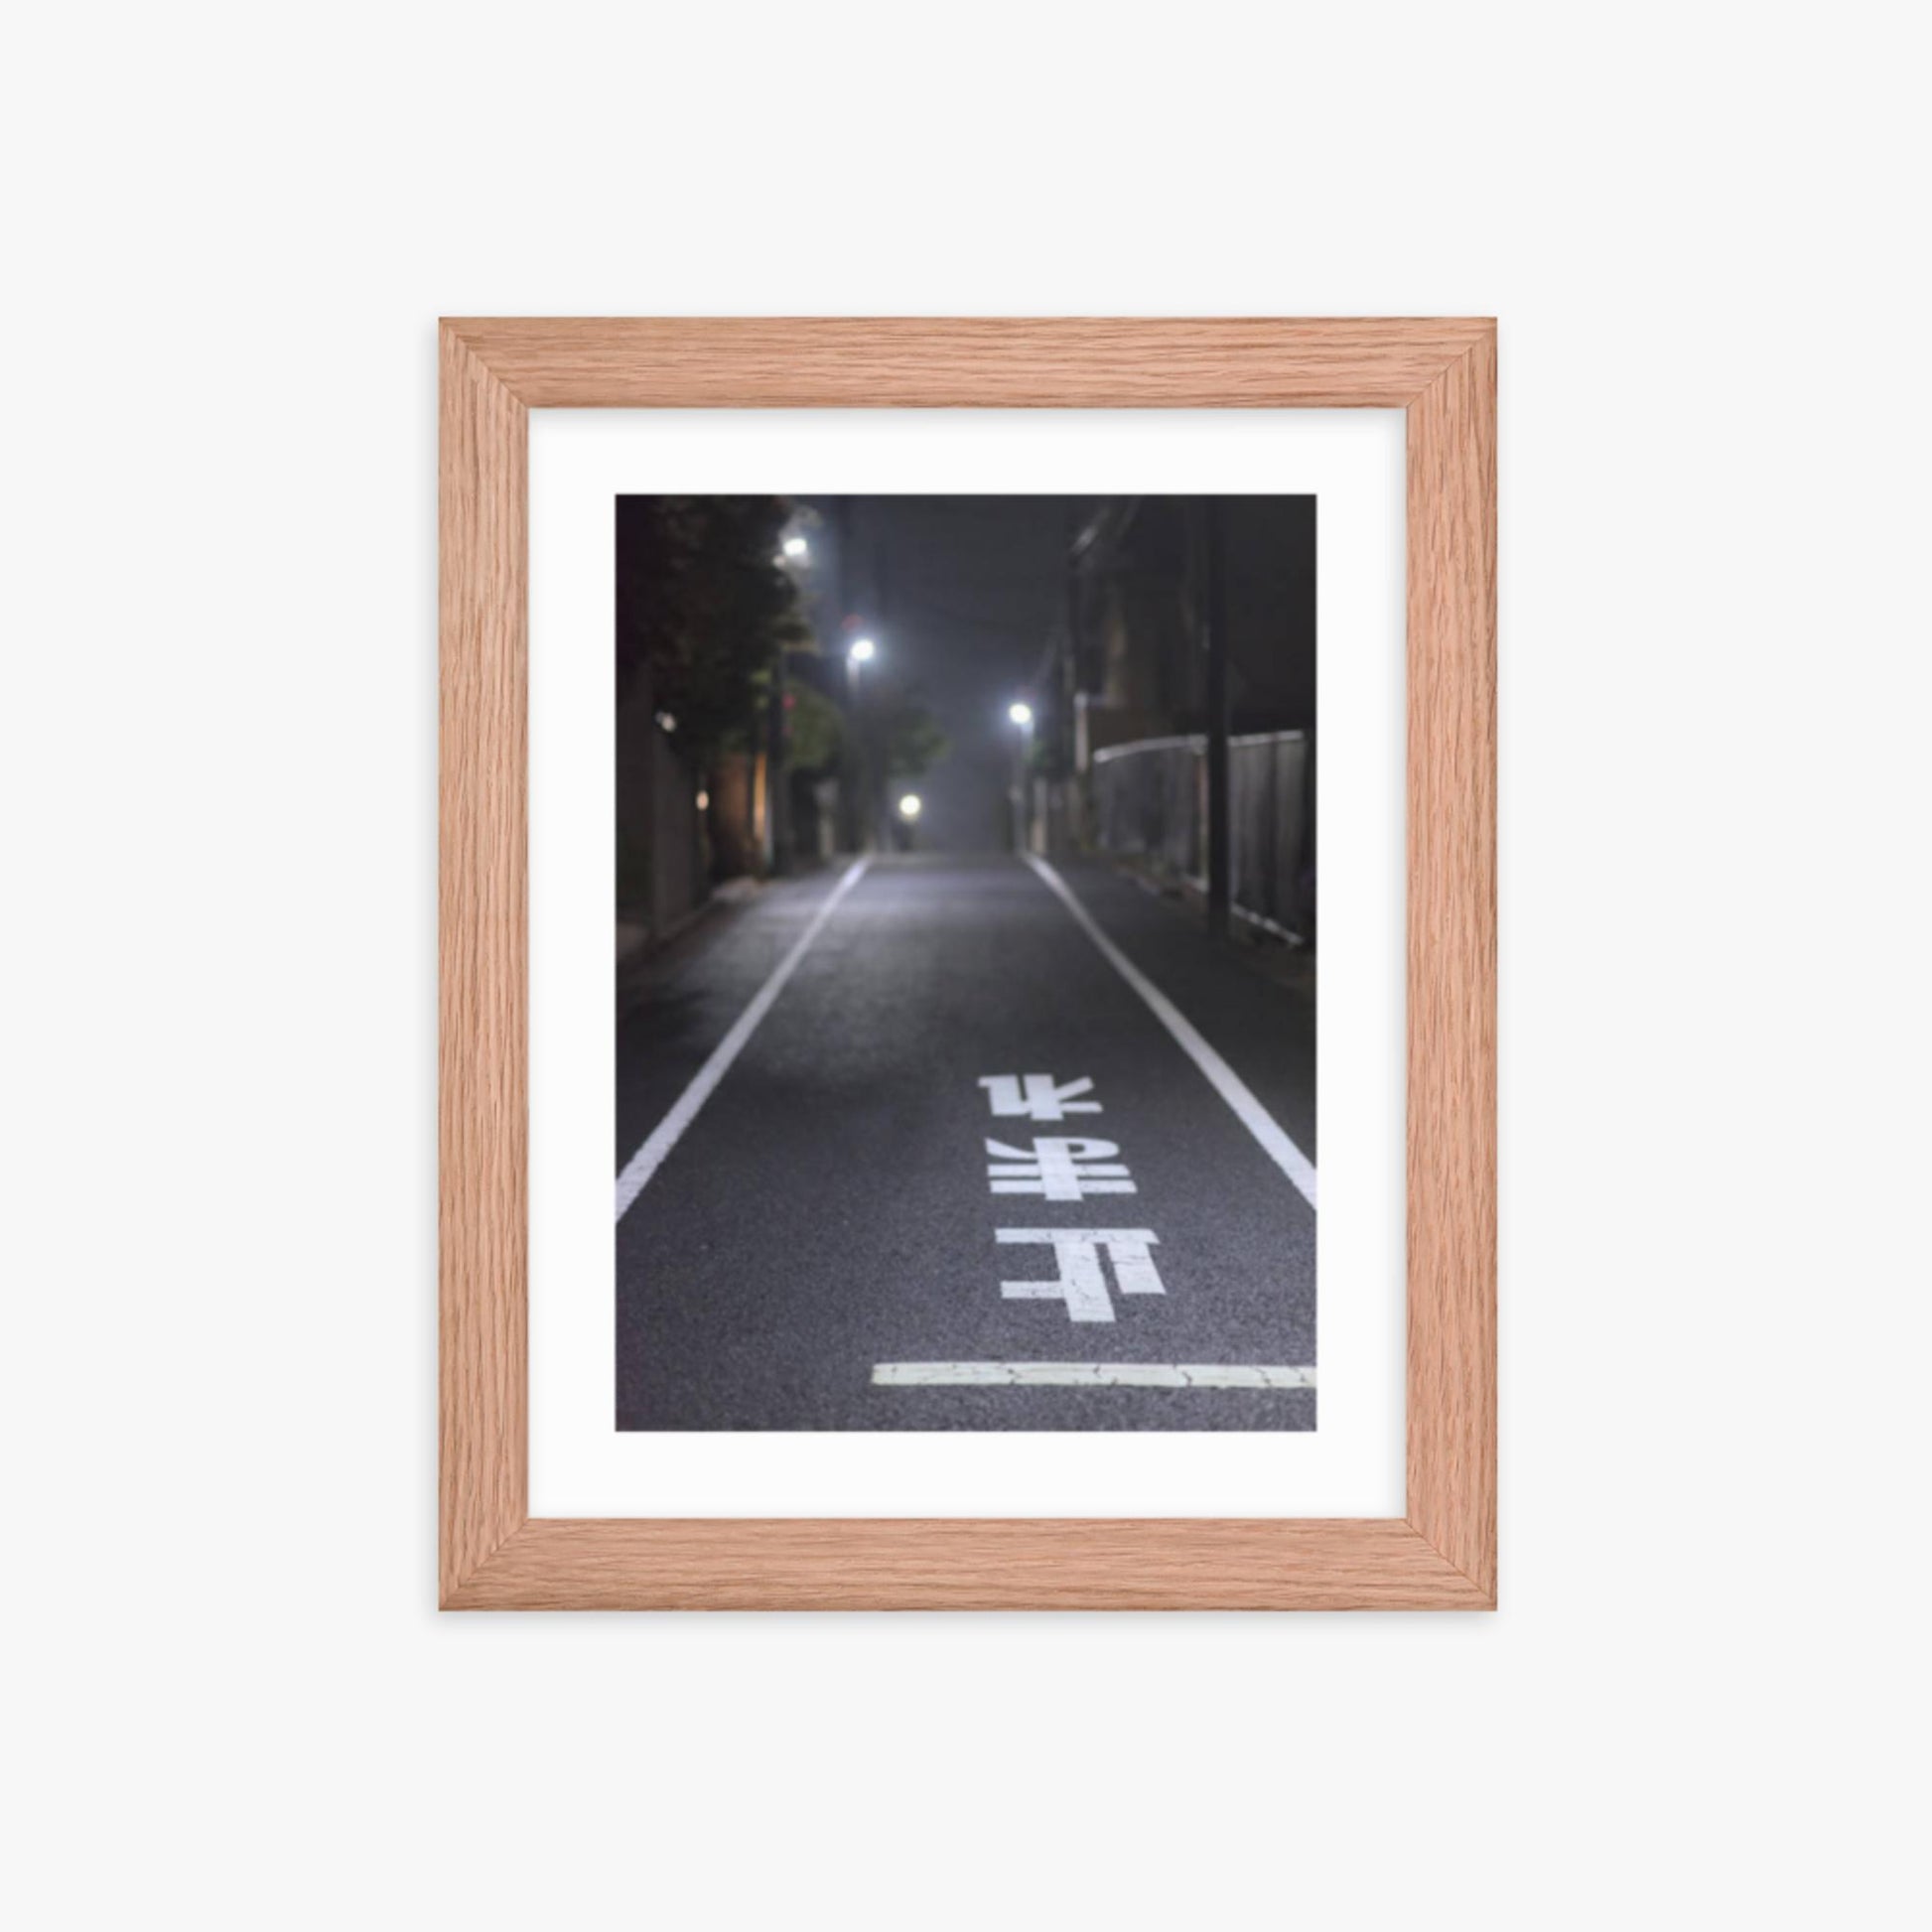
[873,1362,1316,1389]
[1021,855,1318,1208]
[615,859,871,1222]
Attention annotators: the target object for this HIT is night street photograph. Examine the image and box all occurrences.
[615,494,1317,1430]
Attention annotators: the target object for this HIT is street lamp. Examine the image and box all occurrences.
[897,793,921,820]
[781,534,809,561]
[846,637,878,711]
[843,636,881,853]
[1008,700,1036,855]
[845,636,877,707]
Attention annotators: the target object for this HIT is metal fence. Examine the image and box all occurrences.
[1090,730,1311,940]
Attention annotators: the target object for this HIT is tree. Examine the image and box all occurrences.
[782,679,845,776]
[615,496,812,761]
[884,697,948,779]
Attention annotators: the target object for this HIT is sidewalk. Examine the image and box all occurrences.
[1092,852,1317,1007]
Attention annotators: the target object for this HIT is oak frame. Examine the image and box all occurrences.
[440,318,1496,1610]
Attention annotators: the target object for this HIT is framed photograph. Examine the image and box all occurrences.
[440,318,1495,1608]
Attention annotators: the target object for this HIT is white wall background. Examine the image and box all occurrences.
[6,6,1924,1927]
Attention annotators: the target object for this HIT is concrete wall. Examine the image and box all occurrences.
[616,675,703,953]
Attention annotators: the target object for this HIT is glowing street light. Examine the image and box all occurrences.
[849,636,877,663]
[781,534,809,561]
[1008,701,1033,726]
[897,793,921,820]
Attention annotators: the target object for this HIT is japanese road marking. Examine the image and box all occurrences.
[872,1362,1316,1389]
[986,1137,1136,1200]
[1021,855,1317,1209]
[978,1073,1101,1121]
[996,1227,1164,1323]
[615,859,870,1222]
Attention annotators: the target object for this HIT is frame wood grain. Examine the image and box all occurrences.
[439,318,1496,1610]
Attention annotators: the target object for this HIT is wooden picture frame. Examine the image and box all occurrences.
[440,318,1496,1609]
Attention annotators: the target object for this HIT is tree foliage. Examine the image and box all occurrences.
[783,680,845,776]
[616,496,813,759]
[884,697,948,778]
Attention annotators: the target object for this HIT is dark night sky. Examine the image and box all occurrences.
[800,495,1075,853]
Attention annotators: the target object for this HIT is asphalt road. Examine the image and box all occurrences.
[616,854,1316,1431]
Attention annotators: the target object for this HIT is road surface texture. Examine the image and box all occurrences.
[616,854,1315,1431]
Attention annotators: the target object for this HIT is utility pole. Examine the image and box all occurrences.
[764,651,788,876]
[873,521,893,853]
[1203,499,1231,940]
[1064,500,1083,815]
[836,498,866,854]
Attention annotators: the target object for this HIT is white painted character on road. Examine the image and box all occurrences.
[977,1074,1101,1122]
[995,1228,1165,1323]
[985,1137,1136,1201]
